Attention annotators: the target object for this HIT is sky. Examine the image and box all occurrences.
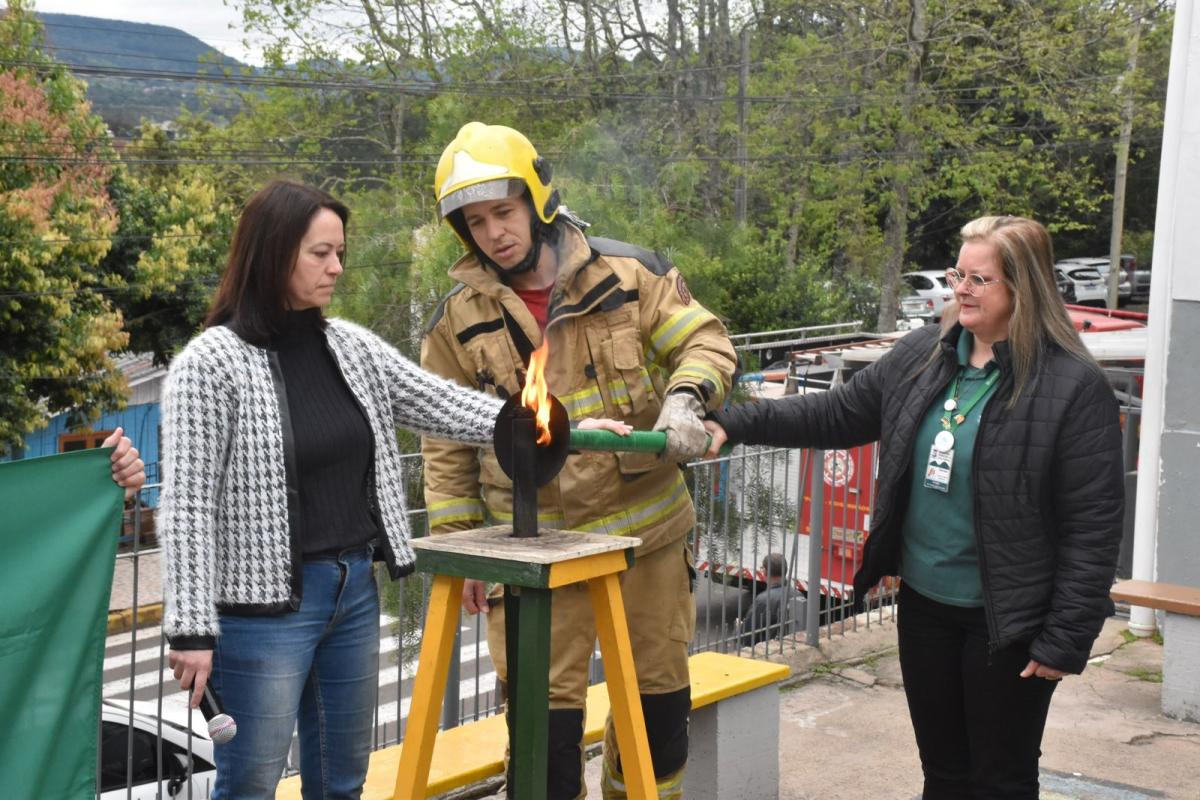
[31,1,263,64]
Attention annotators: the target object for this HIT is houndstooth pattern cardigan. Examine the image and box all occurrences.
[159,319,502,645]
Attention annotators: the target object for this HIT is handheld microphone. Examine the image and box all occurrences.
[199,684,238,745]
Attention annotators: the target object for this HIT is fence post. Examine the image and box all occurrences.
[806,449,824,647]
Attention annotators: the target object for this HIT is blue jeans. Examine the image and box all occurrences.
[210,544,380,800]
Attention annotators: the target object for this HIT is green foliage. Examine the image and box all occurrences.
[0,1,127,452]
[84,124,234,364]
[1,0,1175,455]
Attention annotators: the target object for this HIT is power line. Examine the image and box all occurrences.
[0,132,1159,173]
[0,56,1133,108]
[0,116,1147,152]
[0,258,416,300]
[0,221,427,247]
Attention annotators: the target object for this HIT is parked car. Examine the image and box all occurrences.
[1054,267,1074,302]
[1127,257,1151,303]
[1056,264,1107,307]
[1057,257,1131,304]
[899,270,954,322]
[99,700,216,799]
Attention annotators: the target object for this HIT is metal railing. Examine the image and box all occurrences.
[97,363,1143,797]
[96,441,892,798]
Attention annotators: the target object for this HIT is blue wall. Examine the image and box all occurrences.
[3,403,162,506]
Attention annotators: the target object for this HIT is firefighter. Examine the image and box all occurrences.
[420,122,737,799]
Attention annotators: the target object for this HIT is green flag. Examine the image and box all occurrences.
[0,448,122,799]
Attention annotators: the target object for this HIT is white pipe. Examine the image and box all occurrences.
[1128,0,1194,636]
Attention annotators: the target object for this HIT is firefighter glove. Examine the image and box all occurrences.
[653,391,708,463]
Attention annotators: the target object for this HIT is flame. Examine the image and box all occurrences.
[521,340,552,445]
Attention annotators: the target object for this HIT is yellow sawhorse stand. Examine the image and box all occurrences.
[393,526,657,800]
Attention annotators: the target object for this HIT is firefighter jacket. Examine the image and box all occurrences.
[420,222,737,556]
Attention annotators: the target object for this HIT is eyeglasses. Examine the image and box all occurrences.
[945,268,1004,296]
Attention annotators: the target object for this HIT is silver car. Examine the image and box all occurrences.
[1057,257,1131,304]
[900,270,954,322]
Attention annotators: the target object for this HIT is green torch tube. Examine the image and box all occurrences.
[568,429,669,453]
[567,428,730,456]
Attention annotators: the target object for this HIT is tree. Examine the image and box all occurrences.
[0,1,127,452]
[101,126,232,364]
[199,0,1170,338]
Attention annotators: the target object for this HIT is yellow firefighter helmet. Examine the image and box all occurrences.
[434,122,559,225]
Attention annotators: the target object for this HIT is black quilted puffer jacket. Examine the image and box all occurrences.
[713,323,1124,673]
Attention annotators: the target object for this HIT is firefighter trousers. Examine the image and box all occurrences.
[487,538,696,799]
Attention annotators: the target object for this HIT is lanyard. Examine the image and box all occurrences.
[940,368,1000,433]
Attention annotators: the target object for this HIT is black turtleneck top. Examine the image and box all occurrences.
[273,308,379,556]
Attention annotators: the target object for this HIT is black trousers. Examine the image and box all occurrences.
[897,583,1059,800]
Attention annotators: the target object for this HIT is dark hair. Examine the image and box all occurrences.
[762,552,787,579]
[205,180,349,344]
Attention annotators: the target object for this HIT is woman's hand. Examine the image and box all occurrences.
[576,417,633,435]
[169,649,214,708]
[702,420,728,460]
[1020,658,1065,681]
[102,427,145,500]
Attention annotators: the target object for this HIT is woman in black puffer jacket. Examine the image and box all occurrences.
[706,216,1123,800]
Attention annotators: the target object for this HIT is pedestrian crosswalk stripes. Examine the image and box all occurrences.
[102,614,497,725]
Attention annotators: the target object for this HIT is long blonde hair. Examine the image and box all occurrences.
[939,215,1098,404]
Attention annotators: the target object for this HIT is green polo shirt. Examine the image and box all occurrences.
[898,329,1000,608]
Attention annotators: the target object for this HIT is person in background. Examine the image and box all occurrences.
[739,552,795,647]
[420,122,737,799]
[159,180,504,800]
[705,215,1123,799]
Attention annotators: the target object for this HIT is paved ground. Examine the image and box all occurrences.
[491,616,1200,800]
[769,617,1199,800]
[109,549,162,612]
[109,555,1199,799]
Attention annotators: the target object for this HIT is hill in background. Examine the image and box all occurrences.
[37,12,249,133]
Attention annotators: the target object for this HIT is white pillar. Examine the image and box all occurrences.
[1130,0,1199,636]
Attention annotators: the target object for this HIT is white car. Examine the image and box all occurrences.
[1055,263,1108,306]
[900,270,954,322]
[1057,257,1131,304]
[99,699,216,799]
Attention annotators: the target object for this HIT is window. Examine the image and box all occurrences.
[99,722,161,791]
[98,721,213,793]
[58,430,113,453]
[903,275,933,291]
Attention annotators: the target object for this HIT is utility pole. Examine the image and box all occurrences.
[735,25,750,226]
[1108,4,1143,309]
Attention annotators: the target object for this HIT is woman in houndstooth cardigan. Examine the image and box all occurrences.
[161,180,503,799]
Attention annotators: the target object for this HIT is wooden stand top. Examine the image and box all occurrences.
[412,526,640,563]
[410,527,642,587]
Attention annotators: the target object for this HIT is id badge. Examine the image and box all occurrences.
[923,444,954,493]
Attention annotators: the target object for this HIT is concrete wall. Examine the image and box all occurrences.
[1147,0,1200,590]
[1157,303,1200,586]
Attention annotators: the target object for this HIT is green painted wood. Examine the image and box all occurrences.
[505,586,552,800]
[415,550,551,588]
